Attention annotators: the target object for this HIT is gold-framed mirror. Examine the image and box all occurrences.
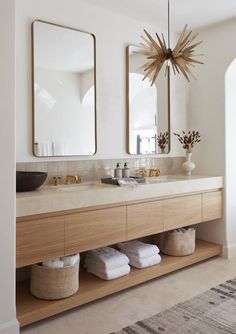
[126,45,170,155]
[32,20,97,157]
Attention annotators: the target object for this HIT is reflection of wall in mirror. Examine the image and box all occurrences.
[35,67,95,156]
[129,49,169,154]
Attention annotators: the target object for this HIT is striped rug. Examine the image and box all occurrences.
[111,278,236,334]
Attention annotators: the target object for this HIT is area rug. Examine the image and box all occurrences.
[111,278,236,334]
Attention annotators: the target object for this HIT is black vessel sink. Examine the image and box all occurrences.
[16,171,48,192]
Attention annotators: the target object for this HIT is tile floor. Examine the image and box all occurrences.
[21,256,236,334]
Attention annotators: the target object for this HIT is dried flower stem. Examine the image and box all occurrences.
[157,131,169,153]
[173,131,201,153]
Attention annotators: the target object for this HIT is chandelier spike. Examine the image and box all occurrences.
[135,6,203,85]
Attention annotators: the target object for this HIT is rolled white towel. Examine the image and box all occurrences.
[86,264,130,280]
[37,141,53,156]
[42,258,63,268]
[53,141,68,156]
[117,240,160,258]
[62,253,80,267]
[127,253,161,269]
[84,247,129,271]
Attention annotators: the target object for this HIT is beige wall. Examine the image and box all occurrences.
[0,0,19,333]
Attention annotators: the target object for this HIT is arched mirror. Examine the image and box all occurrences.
[126,45,170,155]
[32,20,97,157]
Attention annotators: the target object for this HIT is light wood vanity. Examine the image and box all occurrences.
[16,177,223,327]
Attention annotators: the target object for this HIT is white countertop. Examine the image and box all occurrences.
[16,175,223,217]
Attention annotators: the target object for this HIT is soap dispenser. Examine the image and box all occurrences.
[114,163,122,178]
[122,162,130,178]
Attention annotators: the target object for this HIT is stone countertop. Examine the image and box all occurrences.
[16,174,223,217]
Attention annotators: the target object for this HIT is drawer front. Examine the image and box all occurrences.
[164,194,202,231]
[65,206,126,254]
[16,217,65,268]
[127,201,163,240]
[203,191,222,222]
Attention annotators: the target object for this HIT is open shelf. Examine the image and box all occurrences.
[16,239,222,327]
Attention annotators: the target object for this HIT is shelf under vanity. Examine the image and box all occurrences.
[17,240,222,326]
[16,175,223,327]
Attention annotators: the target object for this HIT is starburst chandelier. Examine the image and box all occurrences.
[135,0,204,85]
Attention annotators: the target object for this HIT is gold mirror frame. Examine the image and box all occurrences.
[31,20,97,157]
[126,45,171,155]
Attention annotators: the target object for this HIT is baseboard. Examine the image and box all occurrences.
[223,243,236,259]
[0,319,19,334]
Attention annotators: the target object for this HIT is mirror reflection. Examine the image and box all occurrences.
[127,45,170,155]
[32,20,96,156]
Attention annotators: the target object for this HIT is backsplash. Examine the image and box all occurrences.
[16,157,185,185]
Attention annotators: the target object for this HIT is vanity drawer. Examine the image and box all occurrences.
[163,194,202,231]
[65,206,126,254]
[203,191,222,222]
[16,217,65,268]
[127,201,163,240]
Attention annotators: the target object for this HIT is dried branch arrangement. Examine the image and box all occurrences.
[174,131,201,153]
[157,131,169,153]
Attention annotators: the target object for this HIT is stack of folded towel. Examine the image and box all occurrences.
[84,246,130,280]
[42,253,80,268]
[117,240,161,269]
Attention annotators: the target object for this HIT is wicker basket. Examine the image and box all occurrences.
[30,261,79,300]
[159,229,196,256]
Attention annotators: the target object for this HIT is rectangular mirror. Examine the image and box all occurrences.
[127,45,170,155]
[32,20,97,156]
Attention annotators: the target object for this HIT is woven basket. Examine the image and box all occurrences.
[159,229,195,256]
[30,261,79,300]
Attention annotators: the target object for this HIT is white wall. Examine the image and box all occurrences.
[188,18,236,256]
[0,0,19,333]
[225,59,236,258]
[16,0,187,162]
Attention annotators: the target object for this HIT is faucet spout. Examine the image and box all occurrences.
[66,175,81,185]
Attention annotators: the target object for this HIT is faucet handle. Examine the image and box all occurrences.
[75,175,81,184]
[53,176,61,186]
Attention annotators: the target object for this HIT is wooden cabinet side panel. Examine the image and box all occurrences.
[127,201,163,240]
[16,217,65,268]
[65,206,126,254]
[203,191,223,222]
[164,194,202,231]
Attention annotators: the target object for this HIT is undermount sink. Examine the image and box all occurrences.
[53,183,97,192]
[145,175,181,183]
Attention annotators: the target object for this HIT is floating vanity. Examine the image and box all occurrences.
[16,175,223,326]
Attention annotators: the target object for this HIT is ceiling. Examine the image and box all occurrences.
[80,0,236,31]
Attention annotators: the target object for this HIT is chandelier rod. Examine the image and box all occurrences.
[168,0,170,49]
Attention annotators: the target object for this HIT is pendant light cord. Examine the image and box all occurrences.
[168,0,170,49]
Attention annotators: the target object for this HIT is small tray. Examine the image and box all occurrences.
[101,177,145,185]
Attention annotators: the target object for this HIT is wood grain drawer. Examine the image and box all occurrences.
[65,206,126,254]
[164,194,202,231]
[203,191,222,222]
[127,201,163,240]
[16,217,65,268]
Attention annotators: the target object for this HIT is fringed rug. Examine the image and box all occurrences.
[111,278,236,334]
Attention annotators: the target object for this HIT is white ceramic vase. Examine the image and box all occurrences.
[182,152,195,176]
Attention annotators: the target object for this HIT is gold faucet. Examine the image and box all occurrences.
[149,169,161,177]
[136,169,149,177]
[136,168,161,178]
[66,175,81,185]
[53,176,62,186]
